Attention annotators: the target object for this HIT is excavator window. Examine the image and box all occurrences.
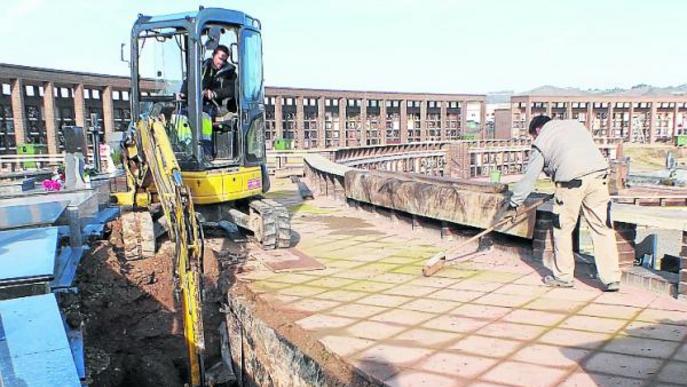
[136,27,194,162]
[199,24,241,164]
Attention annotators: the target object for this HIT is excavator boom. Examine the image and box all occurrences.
[137,117,206,385]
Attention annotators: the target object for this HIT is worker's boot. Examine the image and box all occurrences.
[604,281,620,292]
[543,275,574,288]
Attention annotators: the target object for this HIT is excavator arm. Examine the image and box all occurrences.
[134,117,207,386]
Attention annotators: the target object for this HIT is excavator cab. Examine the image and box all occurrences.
[131,7,268,191]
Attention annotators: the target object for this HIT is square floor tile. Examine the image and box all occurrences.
[584,352,663,379]
[400,298,462,314]
[296,314,357,331]
[472,293,534,308]
[657,361,687,384]
[502,309,567,327]
[538,328,611,349]
[371,309,436,326]
[416,351,497,378]
[355,344,433,366]
[328,303,387,319]
[578,303,640,320]
[422,315,490,333]
[313,289,368,302]
[288,298,341,313]
[319,335,375,357]
[512,343,590,367]
[524,297,586,313]
[428,289,486,303]
[603,335,681,359]
[475,322,546,341]
[347,321,407,340]
[560,315,628,334]
[383,284,438,298]
[623,321,687,342]
[385,370,460,387]
[357,294,412,307]
[449,304,511,320]
[560,372,644,387]
[481,360,568,387]
[391,328,459,348]
[450,280,504,292]
[448,335,521,358]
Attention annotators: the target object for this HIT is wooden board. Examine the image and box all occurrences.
[345,170,539,239]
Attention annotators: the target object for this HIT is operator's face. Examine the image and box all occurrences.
[531,127,542,140]
[212,51,228,69]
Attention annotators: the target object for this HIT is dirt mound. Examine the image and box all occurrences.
[77,220,229,386]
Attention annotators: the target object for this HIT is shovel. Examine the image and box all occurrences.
[422,195,552,277]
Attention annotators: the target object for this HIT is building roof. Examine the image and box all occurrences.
[265,86,485,100]
[516,85,591,97]
[0,63,158,89]
[517,84,687,98]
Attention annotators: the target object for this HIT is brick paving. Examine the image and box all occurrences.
[238,181,687,386]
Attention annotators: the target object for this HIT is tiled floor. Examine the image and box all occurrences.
[239,181,687,386]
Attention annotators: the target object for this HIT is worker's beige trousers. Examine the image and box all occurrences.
[547,172,621,285]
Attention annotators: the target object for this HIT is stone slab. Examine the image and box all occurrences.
[0,227,58,284]
[0,293,80,386]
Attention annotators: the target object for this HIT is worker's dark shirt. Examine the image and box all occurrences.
[201,59,236,109]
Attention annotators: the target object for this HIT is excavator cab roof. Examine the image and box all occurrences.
[135,7,261,30]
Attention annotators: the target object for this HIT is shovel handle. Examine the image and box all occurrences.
[442,195,552,260]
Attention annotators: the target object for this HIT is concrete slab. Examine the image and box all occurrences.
[0,293,80,386]
[0,227,58,284]
[228,179,687,387]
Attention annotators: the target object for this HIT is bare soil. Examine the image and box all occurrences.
[77,220,229,387]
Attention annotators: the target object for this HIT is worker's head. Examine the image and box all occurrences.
[211,45,230,69]
[529,115,551,139]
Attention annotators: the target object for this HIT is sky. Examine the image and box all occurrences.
[0,0,685,94]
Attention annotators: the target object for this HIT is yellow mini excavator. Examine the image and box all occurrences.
[111,7,290,386]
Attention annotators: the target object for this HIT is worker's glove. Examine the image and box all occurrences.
[494,200,519,224]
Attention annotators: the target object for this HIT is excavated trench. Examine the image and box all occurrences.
[77,220,231,386]
[77,218,374,386]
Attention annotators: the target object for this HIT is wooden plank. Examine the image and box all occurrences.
[371,170,508,194]
[345,169,540,239]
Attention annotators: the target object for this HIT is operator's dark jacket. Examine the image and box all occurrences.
[181,59,236,111]
[201,58,237,110]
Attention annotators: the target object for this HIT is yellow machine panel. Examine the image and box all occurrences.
[182,167,263,204]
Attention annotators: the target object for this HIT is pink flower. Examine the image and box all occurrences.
[42,179,62,191]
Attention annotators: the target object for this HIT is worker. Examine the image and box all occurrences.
[499,116,621,292]
[200,44,236,158]
[200,44,236,116]
[179,45,236,159]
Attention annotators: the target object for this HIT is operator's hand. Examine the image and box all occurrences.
[202,89,216,100]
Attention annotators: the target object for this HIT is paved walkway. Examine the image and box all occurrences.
[239,180,687,386]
